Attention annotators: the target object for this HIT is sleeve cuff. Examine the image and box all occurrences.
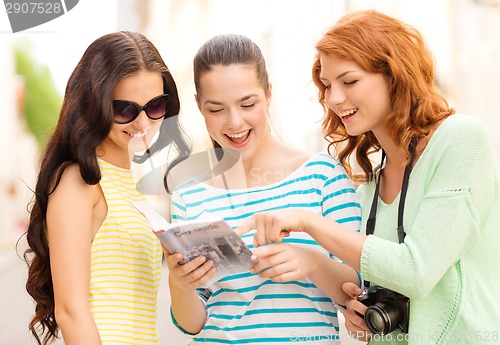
[360,234,375,282]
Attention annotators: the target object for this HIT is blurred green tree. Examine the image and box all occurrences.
[14,41,62,148]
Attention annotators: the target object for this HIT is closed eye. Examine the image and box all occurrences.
[209,108,223,113]
[344,80,358,85]
[241,104,255,109]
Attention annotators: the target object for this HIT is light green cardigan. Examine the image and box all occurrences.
[358,114,500,345]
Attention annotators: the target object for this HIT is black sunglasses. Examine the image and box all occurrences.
[113,94,171,124]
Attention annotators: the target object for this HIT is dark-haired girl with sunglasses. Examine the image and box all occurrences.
[24,31,191,345]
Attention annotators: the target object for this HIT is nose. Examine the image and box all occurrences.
[132,110,152,129]
[326,85,346,110]
[226,108,245,129]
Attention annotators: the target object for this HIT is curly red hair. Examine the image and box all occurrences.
[312,10,454,183]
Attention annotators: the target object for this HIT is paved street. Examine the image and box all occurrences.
[0,243,362,345]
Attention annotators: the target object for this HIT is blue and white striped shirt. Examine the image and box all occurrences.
[171,153,361,344]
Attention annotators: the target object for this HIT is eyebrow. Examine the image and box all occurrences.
[320,70,356,82]
[204,94,259,106]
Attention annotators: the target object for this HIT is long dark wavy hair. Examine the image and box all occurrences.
[312,10,454,183]
[24,31,190,344]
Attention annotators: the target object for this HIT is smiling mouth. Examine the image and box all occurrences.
[338,108,358,122]
[225,129,251,144]
[124,130,148,138]
[338,108,358,117]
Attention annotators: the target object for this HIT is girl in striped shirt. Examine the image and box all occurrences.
[165,34,362,344]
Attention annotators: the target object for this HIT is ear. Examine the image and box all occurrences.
[194,93,202,112]
[266,83,272,108]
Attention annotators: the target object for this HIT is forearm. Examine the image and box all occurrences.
[56,307,102,345]
[304,212,366,271]
[169,280,208,335]
[306,250,360,306]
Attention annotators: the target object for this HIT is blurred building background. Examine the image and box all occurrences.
[0,0,499,344]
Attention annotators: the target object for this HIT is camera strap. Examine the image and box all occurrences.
[364,140,417,287]
[366,140,416,241]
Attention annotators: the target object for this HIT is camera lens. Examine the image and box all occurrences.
[366,310,385,333]
[365,302,400,335]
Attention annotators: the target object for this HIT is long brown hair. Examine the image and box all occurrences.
[312,10,454,183]
[24,31,190,344]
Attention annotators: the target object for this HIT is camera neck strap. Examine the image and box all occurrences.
[366,140,417,244]
[363,141,416,289]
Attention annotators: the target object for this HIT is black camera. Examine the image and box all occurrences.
[357,285,410,335]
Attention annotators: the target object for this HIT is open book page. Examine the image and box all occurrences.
[131,201,254,286]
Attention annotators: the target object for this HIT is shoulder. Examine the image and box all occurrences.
[308,152,342,165]
[437,114,489,141]
[302,152,344,173]
[50,163,101,203]
[58,163,92,187]
[427,114,492,157]
[421,114,498,188]
[298,153,355,189]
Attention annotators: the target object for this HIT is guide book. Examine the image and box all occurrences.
[131,201,254,286]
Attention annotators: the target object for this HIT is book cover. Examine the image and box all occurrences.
[131,201,254,286]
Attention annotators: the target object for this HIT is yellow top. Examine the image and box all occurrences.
[90,159,162,344]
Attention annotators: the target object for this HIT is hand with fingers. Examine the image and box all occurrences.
[162,246,216,334]
[249,243,315,282]
[164,249,216,291]
[236,209,311,247]
[342,282,372,342]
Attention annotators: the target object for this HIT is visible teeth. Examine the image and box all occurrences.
[227,130,249,139]
[126,131,147,138]
[338,108,357,117]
